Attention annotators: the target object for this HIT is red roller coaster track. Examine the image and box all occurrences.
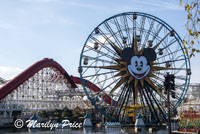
[0,58,114,105]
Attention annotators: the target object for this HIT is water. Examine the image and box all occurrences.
[0,127,169,134]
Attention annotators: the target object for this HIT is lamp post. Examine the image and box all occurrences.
[164,73,175,134]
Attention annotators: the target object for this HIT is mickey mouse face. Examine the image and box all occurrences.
[121,47,156,80]
[128,56,150,80]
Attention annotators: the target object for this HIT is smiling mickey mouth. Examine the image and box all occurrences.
[128,65,150,80]
[131,71,147,78]
[128,67,150,80]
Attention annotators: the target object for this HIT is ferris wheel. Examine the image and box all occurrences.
[79,12,191,124]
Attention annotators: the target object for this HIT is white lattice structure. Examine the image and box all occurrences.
[0,59,91,118]
[178,83,200,113]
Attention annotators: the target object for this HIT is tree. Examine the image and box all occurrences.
[180,0,200,57]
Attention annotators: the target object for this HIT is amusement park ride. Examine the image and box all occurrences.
[79,12,191,125]
[0,12,191,127]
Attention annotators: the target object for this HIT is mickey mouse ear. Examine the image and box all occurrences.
[143,48,156,61]
[121,48,134,63]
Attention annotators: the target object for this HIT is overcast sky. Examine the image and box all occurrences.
[0,0,199,83]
